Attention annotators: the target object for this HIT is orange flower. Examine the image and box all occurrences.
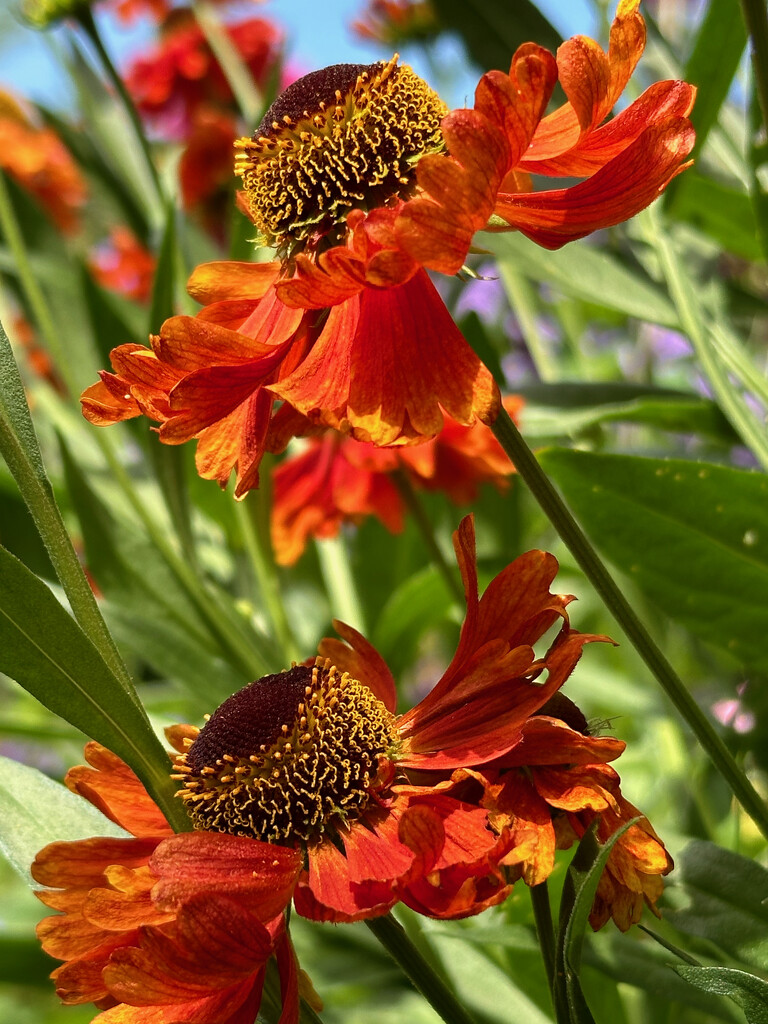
[32,737,303,1022]
[126,12,283,138]
[467,708,674,930]
[83,2,693,491]
[179,108,238,212]
[0,90,86,233]
[271,398,521,566]
[35,518,608,938]
[89,228,156,304]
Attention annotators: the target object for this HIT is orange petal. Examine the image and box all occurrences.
[494,118,695,248]
[187,260,280,305]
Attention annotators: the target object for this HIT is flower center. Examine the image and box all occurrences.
[234,56,447,258]
[175,660,399,844]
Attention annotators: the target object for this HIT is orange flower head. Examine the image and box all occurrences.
[176,662,399,843]
[81,2,695,490]
[235,57,447,259]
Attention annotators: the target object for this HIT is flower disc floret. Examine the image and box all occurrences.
[176,661,399,844]
[235,56,447,256]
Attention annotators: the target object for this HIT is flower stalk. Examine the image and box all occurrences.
[489,405,768,840]
[740,0,768,136]
[366,914,478,1024]
[76,8,166,211]
[391,468,465,604]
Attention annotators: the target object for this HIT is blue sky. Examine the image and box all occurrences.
[0,0,595,112]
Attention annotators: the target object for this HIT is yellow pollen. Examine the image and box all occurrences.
[234,56,447,259]
[176,660,399,845]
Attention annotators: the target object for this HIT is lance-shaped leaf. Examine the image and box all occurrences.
[674,967,768,1024]
[0,754,126,884]
[554,819,636,1023]
[0,543,189,831]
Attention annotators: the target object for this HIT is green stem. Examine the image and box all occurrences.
[642,207,768,471]
[94,431,276,680]
[0,169,68,386]
[740,0,768,135]
[316,534,367,633]
[391,470,464,604]
[366,914,477,1024]
[191,0,264,125]
[235,486,302,664]
[530,882,556,997]
[489,407,768,841]
[498,263,559,382]
[76,8,165,208]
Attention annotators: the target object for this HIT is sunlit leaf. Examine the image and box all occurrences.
[674,966,768,1024]
[539,450,768,671]
[0,543,175,812]
[0,754,126,884]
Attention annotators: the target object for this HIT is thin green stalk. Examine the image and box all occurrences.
[490,406,768,840]
[316,534,366,633]
[498,263,559,382]
[0,169,68,387]
[94,431,276,680]
[642,207,768,471]
[235,488,302,664]
[391,470,464,604]
[192,0,264,125]
[530,882,556,997]
[740,0,768,135]
[76,9,165,208]
[366,914,478,1024]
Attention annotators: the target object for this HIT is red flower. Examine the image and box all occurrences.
[89,228,156,304]
[126,12,283,139]
[352,0,438,45]
[455,706,673,930]
[32,737,303,1022]
[34,518,670,1019]
[271,397,521,566]
[83,3,694,492]
[0,89,86,233]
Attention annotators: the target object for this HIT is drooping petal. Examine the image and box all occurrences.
[149,832,300,921]
[64,743,171,839]
[272,271,500,446]
[494,118,695,249]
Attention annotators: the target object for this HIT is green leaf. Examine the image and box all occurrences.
[671,174,761,261]
[0,934,56,987]
[0,317,46,482]
[0,543,180,823]
[0,754,126,884]
[372,565,453,678]
[554,819,636,1024]
[149,203,178,332]
[585,931,742,1021]
[674,966,768,1024]
[681,0,747,156]
[431,0,560,70]
[522,393,738,445]
[487,233,678,327]
[667,840,768,970]
[538,450,768,671]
